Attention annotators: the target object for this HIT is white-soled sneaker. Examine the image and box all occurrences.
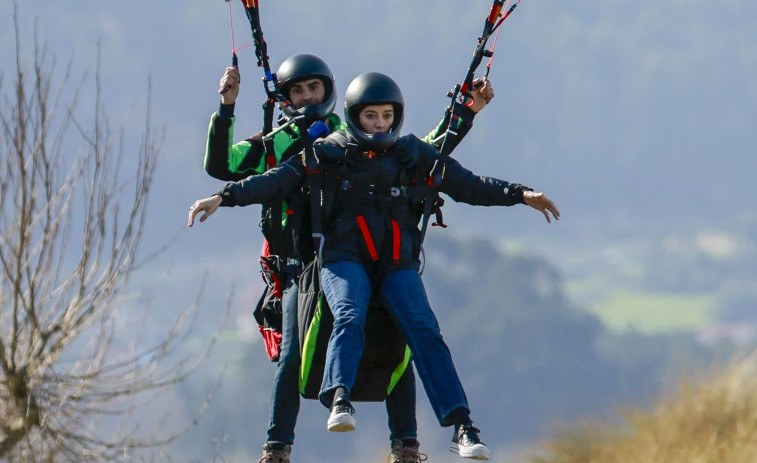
[327,398,356,432]
[449,424,490,460]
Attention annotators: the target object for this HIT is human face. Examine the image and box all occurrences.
[288,78,326,109]
[358,104,394,135]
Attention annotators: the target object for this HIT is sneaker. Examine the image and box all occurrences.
[257,443,291,463]
[449,424,490,460]
[388,439,428,463]
[327,397,356,432]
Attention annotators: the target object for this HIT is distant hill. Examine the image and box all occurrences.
[420,232,719,447]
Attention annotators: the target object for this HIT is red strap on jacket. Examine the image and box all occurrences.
[391,220,401,264]
[356,215,379,261]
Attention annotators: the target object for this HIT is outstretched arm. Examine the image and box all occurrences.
[188,195,223,227]
[434,152,561,220]
[523,191,561,223]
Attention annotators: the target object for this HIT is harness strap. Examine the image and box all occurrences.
[339,181,410,199]
[356,215,380,261]
[391,220,401,264]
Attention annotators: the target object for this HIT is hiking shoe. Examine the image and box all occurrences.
[327,397,356,432]
[449,424,490,460]
[257,443,291,463]
[388,439,428,463]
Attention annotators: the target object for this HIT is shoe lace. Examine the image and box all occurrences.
[389,447,428,463]
[460,426,481,444]
[333,401,355,415]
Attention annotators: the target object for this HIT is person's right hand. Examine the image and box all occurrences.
[466,78,495,114]
[219,66,240,104]
[188,195,223,227]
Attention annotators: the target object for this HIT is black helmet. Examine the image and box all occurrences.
[344,72,404,151]
[276,54,336,123]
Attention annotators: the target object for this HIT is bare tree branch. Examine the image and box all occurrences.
[1,5,224,461]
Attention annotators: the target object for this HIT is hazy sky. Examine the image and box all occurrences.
[3,0,756,333]
[4,0,756,315]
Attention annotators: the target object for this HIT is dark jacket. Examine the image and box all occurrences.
[206,102,479,262]
[218,132,532,271]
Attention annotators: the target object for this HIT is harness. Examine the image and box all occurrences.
[309,133,438,274]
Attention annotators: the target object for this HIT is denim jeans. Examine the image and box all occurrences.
[266,262,417,445]
[319,261,469,427]
[266,270,301,445]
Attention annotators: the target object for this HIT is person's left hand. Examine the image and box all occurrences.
[466,78,495,114]
[523,191,561,223]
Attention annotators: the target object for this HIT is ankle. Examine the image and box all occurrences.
[402,437,419,448]
[447,406,473,428]
[264,441,289,451]
[333,386,350,404]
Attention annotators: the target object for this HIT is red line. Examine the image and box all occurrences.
[391,220,401,263]
[356,216,379,261]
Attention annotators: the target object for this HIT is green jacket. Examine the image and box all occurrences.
[204,103,345,259]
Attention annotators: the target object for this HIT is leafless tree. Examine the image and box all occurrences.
[1,6,221,462]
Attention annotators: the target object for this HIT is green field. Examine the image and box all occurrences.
[587,291,717,334]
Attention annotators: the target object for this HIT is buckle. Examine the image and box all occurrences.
[390,186,408,197]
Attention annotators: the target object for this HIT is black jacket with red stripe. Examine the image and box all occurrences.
[217,132,532,273]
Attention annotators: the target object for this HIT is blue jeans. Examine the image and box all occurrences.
[266,262,417,445]
[266,269,301,445]
[319,261,469,426]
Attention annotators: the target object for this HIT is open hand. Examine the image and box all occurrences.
[188,195,222,227]
[523,191,560,223]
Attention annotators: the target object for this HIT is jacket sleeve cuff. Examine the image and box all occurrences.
[218,102,235,119]
[513,185,534,204]
[215,186,234,207]
[459,105,476,122]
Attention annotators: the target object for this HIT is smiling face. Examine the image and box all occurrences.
[287,77,326,109]
[357,104,395,135]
